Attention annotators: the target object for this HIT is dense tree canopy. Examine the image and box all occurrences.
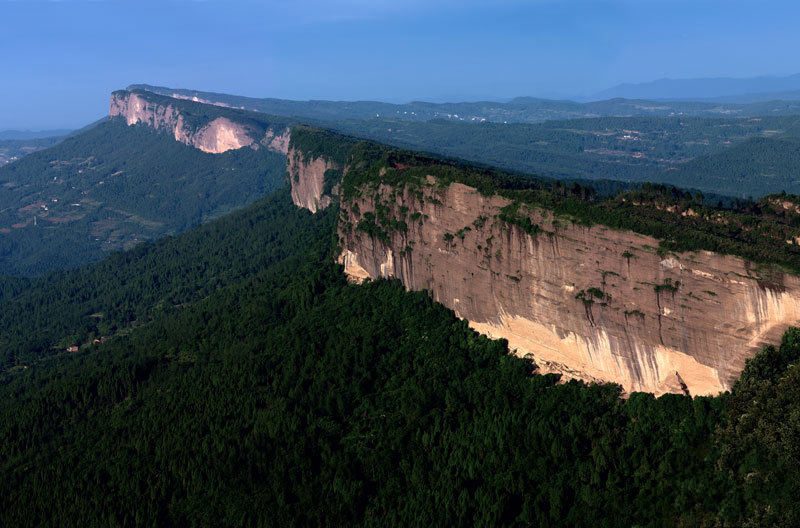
[327,114,800,198]
[1,186,799,526]
[0,118,287,276]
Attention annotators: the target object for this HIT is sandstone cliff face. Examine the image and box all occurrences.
[326,175,800,396]
[109,91,289,155]
[287,148,339,213]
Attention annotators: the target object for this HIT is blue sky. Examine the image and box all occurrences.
[2,0,800,129]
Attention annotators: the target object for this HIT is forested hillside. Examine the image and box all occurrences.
[0,190,323,368]
[0,119,286,276]
[1,185,800,526]
[328,115,800,197]
[654,136,800,198]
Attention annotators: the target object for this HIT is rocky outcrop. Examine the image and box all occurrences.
[286,148,339,213]
[109,91,289,155]
[327,175,800,396]
[264,129,290,155]
[169,92,238,109]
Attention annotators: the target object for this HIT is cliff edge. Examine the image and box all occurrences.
[109,90,290,155]
[288,127,800,396]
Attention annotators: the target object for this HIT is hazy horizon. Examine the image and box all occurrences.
[3,0,800,129]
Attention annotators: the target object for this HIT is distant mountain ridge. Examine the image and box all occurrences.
[700,89,800,103]
[129,85,800,198]
[130,83,800,125]
[7,84,800,276]
[592,73,800,102]
[0,129,72,140]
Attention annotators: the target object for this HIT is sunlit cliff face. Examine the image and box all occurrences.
[109,92,289,155]
[286,148,337,214]
[289,152,800,397]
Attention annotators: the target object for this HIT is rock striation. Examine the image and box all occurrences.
[288,143,800,397]
[109,91,290,155]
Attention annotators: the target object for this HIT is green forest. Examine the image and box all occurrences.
[3,95,800,526]
[0,190,325,368]
[1,186,800,526]
[327,114,800,198]
[0,118,288,276]
[657,136,800,197]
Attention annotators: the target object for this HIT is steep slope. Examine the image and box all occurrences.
[288,127,800,396]
[110,89,291,154]
[285,128,358,213]
[2,178,799,526]
[0,93,294,276]
[0,189,321,368]
[0,181,729,527]
[654,136,800,198]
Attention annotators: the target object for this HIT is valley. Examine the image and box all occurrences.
[9,2,800,525]
[5,89,800,395]
[2,86,800,526]
[0,97,292,275]
[0,135,64,166]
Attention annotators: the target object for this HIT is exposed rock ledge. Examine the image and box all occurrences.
[332,178,800,396]
[109,91,289,155]
[286,148,339,213]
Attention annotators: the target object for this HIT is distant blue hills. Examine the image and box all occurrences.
[590,73,800,102]
[0,129,72,140]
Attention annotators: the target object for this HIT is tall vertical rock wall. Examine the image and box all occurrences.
[109,91,290,155]
[326,174,800,396]
[286,148,339,213]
